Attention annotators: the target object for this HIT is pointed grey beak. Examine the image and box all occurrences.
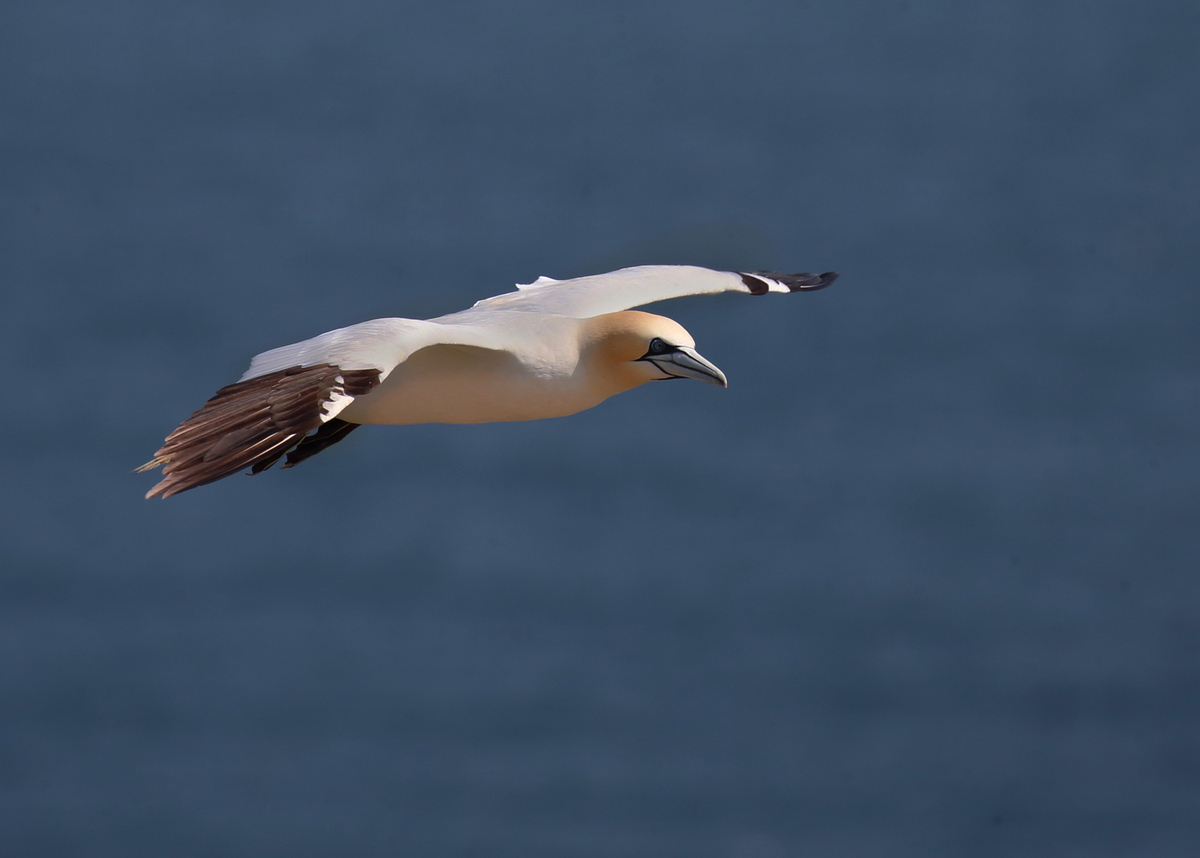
[648,346,728,387]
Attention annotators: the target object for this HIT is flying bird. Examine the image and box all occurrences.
[140,265,838,498]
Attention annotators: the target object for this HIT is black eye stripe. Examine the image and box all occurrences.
[636,338,681,361]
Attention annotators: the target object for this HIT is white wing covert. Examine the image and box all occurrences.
[467,265,838,319]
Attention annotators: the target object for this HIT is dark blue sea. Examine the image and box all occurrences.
[2,1,1198,855]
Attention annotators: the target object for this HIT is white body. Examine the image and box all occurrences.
[340,315,607,425]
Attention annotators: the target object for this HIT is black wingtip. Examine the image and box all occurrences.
[747,270,840,292]
[806,271,839,291]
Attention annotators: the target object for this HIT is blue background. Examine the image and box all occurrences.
[2,1,1198,855]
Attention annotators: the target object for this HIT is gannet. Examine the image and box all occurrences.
[140,265,838,498]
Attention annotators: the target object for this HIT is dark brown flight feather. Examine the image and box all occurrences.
[281,418,361,470]
[140,364,380,499]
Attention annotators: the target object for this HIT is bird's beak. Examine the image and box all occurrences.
[648,346,728,387]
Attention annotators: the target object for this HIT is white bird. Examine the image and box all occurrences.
[140,264,838,498]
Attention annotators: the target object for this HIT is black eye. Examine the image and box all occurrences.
[649,338,669,354]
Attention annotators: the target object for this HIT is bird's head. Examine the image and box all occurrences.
[582,311,728,392]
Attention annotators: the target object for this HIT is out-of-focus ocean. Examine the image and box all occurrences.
[2,1,1198,855]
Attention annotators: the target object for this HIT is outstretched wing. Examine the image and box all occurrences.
[139,318,460,499]
[139,366,381,498]
[463,265,838,320]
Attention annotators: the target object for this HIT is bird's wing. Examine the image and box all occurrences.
[140,318,490,498]
[463,265,838,320]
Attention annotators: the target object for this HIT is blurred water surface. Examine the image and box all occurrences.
[2,1,1199,856]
